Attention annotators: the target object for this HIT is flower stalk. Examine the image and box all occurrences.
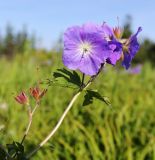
[26,91,81,159]
[26,64,104,159]
[21,103,39,145]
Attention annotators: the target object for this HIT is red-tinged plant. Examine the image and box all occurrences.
[30,86,47,102]
[15,92,29,105]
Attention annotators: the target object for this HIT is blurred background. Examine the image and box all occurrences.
[0,0,155,159]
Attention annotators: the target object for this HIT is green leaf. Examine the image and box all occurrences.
[47,68,82,89]
[46,78,79,89]
[7,142,16,156]
[83,90,111,106]
[6,141,25,159]
[15,142,24,154]
[55,68,81,86]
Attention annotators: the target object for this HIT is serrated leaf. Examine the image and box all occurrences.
[83,90,111,106]
[46,78,79,89]
[48,68,82,89]
[53,71,70,81]
[55,68,81,86]
[15,142,24,153]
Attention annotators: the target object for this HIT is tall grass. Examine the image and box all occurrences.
[0,54,155,160]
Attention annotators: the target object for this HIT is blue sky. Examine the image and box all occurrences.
[0,0,154,49]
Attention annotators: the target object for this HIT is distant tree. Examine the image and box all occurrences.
[52,33,63,53]
[0,24,37,58]
[3,24,15,58]
[0,33,3,55]
[15,26,28,53]
[146,40,155,66]
[122,15,132,38]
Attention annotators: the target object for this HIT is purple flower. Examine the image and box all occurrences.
[99,23,123,65]
[63,23,111,76]
[122,27,142,69]
[128,64,142,74]
[106,40,122,65]
[99,23,114,41]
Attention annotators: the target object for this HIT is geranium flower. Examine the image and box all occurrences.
[99,23,123,65]
[99,23,142,69]
[121,27,142,69]
[15,92,29,105]
[63,23,112,76]
[106,40,122,65]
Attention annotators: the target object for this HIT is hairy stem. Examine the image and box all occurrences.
[26,83,91,159]
[21,104,39,145]
[26,63,105,159]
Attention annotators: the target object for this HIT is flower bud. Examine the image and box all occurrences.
[15,92,29,105]
[30,86,47,102]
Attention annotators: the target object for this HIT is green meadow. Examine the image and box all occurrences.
[0,53,155,160]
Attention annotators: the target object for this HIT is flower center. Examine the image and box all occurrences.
[78,42,92,55]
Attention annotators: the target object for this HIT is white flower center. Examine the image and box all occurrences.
[78,42,92,55]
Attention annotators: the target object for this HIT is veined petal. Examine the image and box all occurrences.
[63,23,110,75]
[79,54,101,75]
[122,27,142,69]
[100,23,114,40]
[106,40,122,65]
[122,53,132,69]
[62,50,82,70]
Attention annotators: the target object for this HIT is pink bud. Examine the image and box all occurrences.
[30,86,47,102]
[15,92,29,105]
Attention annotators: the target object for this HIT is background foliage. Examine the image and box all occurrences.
[0,17,155,160]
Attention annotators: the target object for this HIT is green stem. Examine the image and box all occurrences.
[26,83,90,159]
[26,63,105,159]
[81,73,85,86]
